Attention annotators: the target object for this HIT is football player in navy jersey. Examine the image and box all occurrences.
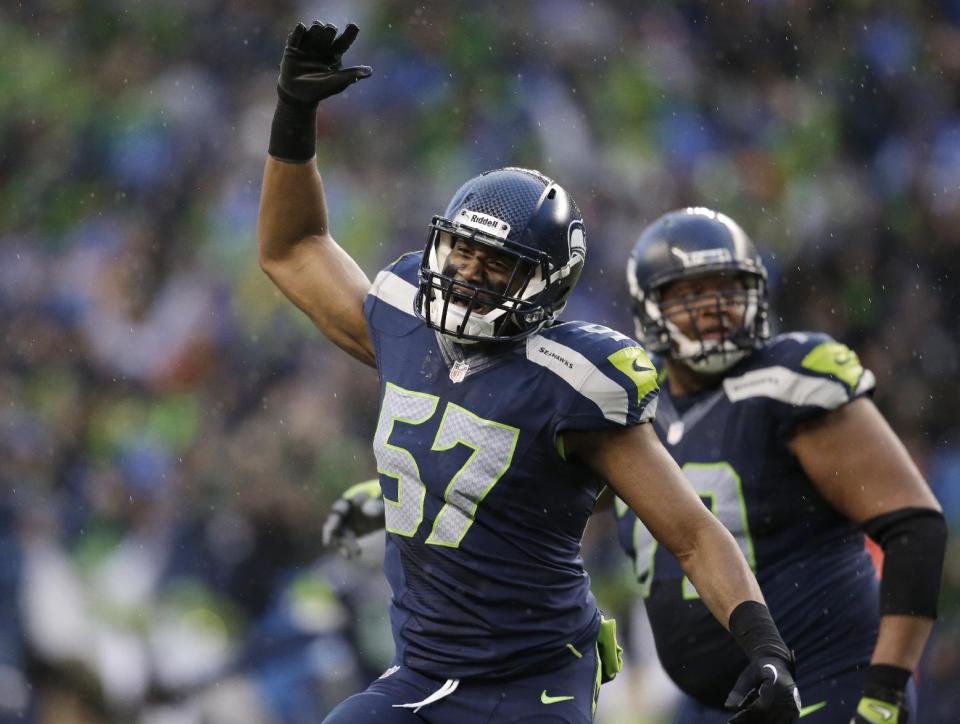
[258,21,801,724]
[618,207,947,724]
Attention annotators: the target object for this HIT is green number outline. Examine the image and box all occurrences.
[377,383,439,537]
[632,461,756,600]
[375,384,518,548]
[424,403,520,547]
[634,515,658,598]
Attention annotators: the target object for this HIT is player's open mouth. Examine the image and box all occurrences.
[446,284,496,314]
[450,297,494,314]
[696,325,735,343]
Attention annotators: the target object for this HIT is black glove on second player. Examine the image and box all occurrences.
[850,664,910,724]
[278,21,372,107]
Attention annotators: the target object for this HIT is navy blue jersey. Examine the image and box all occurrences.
[614,332,879,706]
[365,253,659,680]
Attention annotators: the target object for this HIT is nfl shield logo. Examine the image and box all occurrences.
[449,360,470,383]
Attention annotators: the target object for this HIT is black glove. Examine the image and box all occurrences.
[278,21,372,108]
[321,480,385,558]
[850,665,910,724]
[725,654,801,723]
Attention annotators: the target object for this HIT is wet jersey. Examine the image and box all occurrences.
[364,252,659,680]
[614,332,879,706]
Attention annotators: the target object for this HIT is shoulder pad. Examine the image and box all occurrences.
[365,252,422,334]
[528,322,659,427]
[371,251,420,293]
[724,332,875,410]
[761,332,873,391]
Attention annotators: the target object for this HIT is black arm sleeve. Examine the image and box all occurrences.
[861,507,948,618]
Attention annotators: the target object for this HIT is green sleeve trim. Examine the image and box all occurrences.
[657,366,668,386]
[801,341,864,390]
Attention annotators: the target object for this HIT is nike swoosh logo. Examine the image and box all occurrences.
[762,663,779,685]
[632,360,655,373]
[866,702,894,721]
[799,701,827,718]
[540,690,575,705]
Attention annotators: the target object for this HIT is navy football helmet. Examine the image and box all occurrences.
[416,167,586,343]
[626,207,769,374]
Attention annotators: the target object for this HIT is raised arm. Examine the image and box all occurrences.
[566,423,801,723]
[257,21,376,367]
[789,397,946,723]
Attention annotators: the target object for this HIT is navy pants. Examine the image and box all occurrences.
[323,645,601,724]
[673,665,919,724]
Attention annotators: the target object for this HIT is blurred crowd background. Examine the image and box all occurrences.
[2,1,959,722]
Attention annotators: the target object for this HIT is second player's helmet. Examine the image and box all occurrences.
[415,167,586,343]
[626,207,769,374]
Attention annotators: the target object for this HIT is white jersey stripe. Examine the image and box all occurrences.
[855,369,877,395]
[371,270,419,318]
[526,334,630,424]
[723,365,851,409]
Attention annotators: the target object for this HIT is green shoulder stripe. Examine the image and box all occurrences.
[801,341,864,390]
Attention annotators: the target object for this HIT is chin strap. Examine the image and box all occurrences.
[680,348,749,375]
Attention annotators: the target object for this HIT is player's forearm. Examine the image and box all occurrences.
[257,155,329,264]
[871,614,933,671]
[677,517,764,627]
[573,424,764,621]
[853,614,933,723]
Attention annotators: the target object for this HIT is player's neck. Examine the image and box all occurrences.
[664,359,723,396]
[450,337,515,359]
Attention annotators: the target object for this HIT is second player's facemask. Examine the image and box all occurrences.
[627,207,770,376]
[420,221,551,343]
[650,273,766,375]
